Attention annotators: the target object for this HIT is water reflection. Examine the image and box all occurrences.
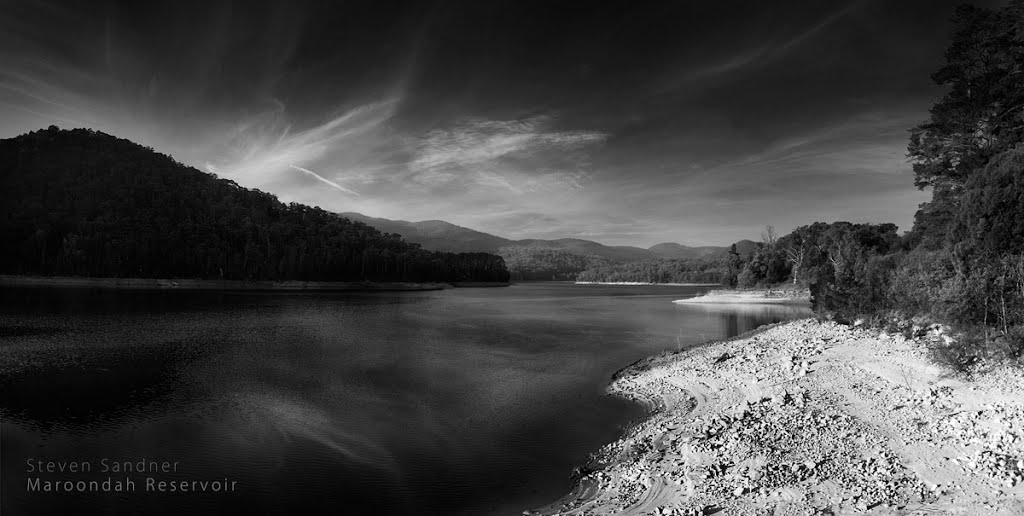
[1,284,810,515]
[674,303,812,338]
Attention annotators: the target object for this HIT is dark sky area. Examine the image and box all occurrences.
[0,0,1003,246]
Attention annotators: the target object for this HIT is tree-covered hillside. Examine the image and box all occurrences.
[576,257,732,284]
[497,246,613,280]
[0,126,509,283]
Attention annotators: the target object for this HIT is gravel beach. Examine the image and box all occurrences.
[529,319,1024,515]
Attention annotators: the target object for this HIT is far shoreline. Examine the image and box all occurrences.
[673,287,810,305]
[0,274,509,292]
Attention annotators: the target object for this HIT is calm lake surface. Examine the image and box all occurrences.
[0,283,810,515]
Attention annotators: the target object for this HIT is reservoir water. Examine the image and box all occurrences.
[0,283,810,515]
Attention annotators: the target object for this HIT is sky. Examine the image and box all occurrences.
[0,0,1002,247]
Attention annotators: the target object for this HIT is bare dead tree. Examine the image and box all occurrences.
[785,245,806,285]
[761,225,778,251]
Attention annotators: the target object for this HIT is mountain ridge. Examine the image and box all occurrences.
[340,212,758,263]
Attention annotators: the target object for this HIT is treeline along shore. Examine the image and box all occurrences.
[0,274,466,291]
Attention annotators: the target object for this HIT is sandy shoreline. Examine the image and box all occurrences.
[529,319,1024,515]
[0,274,509,291]
[674,288,811,305]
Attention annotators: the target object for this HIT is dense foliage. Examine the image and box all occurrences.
[0,127,510,283]
[771,1,1024,371]
[908,1,1024,249]
[724,222,903,306]
[736,228,789,288]
[497,246,612,280]
[576,257,730,284]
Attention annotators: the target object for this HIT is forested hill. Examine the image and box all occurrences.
[576,258,732,284]
[0,126,509,283]
[498,246,613,281]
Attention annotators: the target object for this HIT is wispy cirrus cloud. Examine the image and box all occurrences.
[661,2,861,90]
[584,108,931,245]
[697,110,922,184]
[204,98,397,195]
[408,116,607,193]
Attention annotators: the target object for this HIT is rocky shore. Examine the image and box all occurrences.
[529,319,1024,515]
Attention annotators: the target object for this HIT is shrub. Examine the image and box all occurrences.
[927,329,984,377]
[993,326,1024,364]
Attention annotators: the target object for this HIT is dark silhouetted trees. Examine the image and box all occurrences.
[908,1,1024,247]
[0,126,509,283]
[949,147,1024,259]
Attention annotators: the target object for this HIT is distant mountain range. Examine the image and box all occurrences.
[340,213,512,253]
[340,212,758,263]
[648,242,755,260]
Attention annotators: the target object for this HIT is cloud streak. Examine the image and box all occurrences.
[204,98,398,194]
[408,116,606,193]
[662,2,861,90]
[289,165,360,196]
